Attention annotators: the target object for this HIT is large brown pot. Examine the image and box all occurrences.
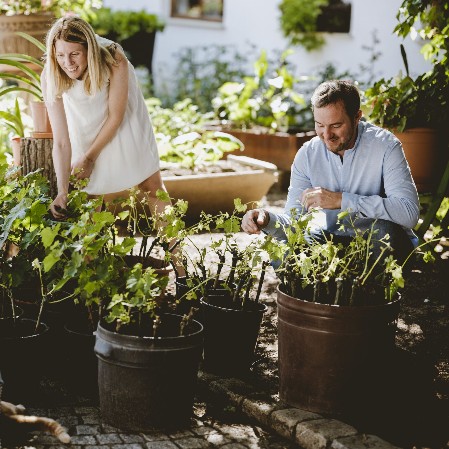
[394,127,440,193]
[0,13,53,62]
[224,129,316,172]
[277,286,400,418]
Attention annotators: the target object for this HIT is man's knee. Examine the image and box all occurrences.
[370,219,414,264]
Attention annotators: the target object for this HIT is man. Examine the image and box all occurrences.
[241,80,420,263]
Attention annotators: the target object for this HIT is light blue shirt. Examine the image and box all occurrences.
[264,121,420,244]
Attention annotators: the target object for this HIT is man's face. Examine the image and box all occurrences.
[314,101,361,155]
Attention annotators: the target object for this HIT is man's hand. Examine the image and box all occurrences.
[50,193,68,219]
[301,187,342,210]
[241,208,270,234]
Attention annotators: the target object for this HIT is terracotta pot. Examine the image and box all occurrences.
[10,136,21,166]
[29,100,52,136]
[394,128,440,193]
[224,129,316,172]
[0,13,53,62]
[104,155,278,220]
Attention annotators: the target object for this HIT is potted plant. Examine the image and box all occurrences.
[0,32,52,136]
[91,200,204,431]
[0,163,53,401]
[0,0,102,60]
[0,97,26,165]
[88,7,165,76]
[173,199,269,377]
[101,97,278,219]
[278,0,351,52]
[262,209,407,418]
[209,50,315,188]
[363,0,449,193]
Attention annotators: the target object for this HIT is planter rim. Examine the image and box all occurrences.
[162,168,266,181]
[97,313,203,344]
[200,297,267,314]
[204,125,316,138]
[277,285,401,312]
[0,12,55,19]
[0,317,49,340]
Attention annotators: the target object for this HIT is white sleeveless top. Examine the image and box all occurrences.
[62,39,160,195]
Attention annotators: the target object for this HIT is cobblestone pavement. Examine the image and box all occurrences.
[2,192,447,449]
[0,379,299,449]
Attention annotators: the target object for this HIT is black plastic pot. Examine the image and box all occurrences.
[277,286,400,417]
[121,30,156,75]
[0,305,23,323]
[175,277,234,319]
[63,317,98,396]
[200,295,267,377]
[0,318,49,401]
[94,314,203,431]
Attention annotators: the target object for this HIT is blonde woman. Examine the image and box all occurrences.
[43,16,166,220]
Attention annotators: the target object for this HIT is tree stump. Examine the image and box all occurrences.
[20,137,57,198]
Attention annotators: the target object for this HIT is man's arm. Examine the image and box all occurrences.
[341,140,419,229]
[262,147,313,239]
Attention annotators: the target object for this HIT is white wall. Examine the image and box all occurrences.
[103,0,431,93]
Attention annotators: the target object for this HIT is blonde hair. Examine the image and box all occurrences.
[44,16,118,102]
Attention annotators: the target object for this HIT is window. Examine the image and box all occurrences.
[316,0,351,33]
[171,0,223,22]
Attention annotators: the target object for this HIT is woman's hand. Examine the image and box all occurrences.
[71,155,95,180]
[50,192,68,219]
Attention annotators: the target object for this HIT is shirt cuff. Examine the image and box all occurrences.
[341,192,358,213]
[263,211,278,234]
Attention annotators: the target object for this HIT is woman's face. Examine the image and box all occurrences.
[55,39,88,80]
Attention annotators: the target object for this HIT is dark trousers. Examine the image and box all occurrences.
[307,219,415,266]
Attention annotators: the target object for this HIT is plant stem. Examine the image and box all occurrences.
[255,261,268,303]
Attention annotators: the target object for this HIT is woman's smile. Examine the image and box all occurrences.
[55,40,88,80]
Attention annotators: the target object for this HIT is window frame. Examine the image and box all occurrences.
[170,0,224,22]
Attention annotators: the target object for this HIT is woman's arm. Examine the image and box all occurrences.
[71,48,129,178]
[41,68,72,218]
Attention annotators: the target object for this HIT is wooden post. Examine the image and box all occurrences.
[20,137,57,198]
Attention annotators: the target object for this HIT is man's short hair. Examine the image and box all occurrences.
[311,80,360,119]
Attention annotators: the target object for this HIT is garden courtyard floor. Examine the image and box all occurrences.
[1,191,448,449]
[254,191,449,449]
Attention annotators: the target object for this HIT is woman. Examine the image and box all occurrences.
[42,16,167,221]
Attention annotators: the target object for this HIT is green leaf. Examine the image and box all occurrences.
[156,189,171,202]
[43,253,61,272]
[234,198,247,213]
[41,225,60,248]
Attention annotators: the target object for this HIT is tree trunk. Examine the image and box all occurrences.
[20,137,57,198]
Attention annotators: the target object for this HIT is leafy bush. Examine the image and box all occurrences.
[89,7,165,41]
[0,0,103,19]
[156,44,254,112]
[212,49,306,133]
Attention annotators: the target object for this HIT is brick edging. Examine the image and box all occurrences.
[198,371,402,449]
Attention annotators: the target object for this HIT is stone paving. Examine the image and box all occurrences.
[1,193,446,449]
[0,382,299,449]
[0,363,404,449]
